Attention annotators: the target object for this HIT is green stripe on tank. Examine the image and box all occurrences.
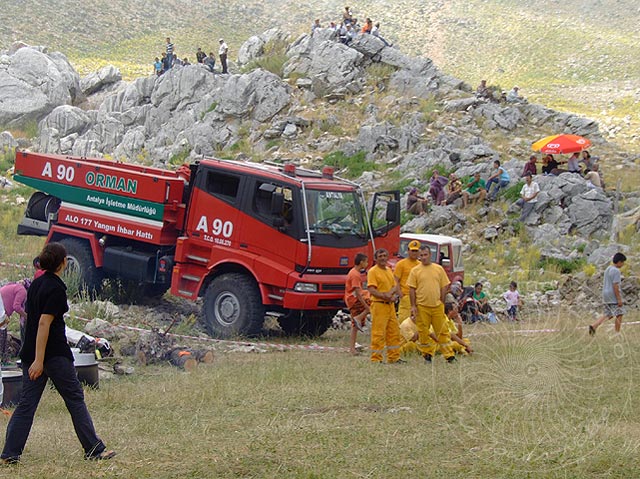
[14,175,165,221]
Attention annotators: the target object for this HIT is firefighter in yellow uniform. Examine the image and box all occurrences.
[394,240,421,324]
[367,248,402,363]
[407,244,455,363]
[399,314,471,356]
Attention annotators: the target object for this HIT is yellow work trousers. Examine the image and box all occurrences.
[397,295,411,324]
[415,304,453,359]
[370,302,401,363]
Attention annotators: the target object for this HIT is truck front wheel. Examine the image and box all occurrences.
[58,237,103,296]
[202,273,265,338]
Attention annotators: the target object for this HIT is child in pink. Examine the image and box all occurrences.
[502,281,522,321]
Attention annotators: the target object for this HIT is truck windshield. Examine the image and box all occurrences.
[305,189,367,237]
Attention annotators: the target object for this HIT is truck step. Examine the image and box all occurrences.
[182,274,201,282]
[185,254,208,263]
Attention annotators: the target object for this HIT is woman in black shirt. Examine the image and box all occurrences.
[1,242,115,464]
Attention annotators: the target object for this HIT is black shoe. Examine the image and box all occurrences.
[588,325,596,336]
[424,354,432,363]
[391,358,407,364]
[446,356,457,363]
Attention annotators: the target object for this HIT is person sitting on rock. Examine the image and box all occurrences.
[196,47,206,64]
[541,154,561,175]
[522,155,537,177]
[429,170,449,206]
[565,152,581,174]
[339,23,356,44]
[486,159,510,201]
[204,52,216,72]
[472,282,496,322]
[406,188,429,215]
[328,21,338,31]
[311,18,322,34]
[516,173,540,222]
[461,172,487,207]
[182,57,191,66]
[173,53,183,67]
[371,22,391,46]
[581,150,595,172]
[476,79,490,99]
[585,163,603,189]
[445,173,463,205]
[506,86,523,103]
[361,18,373,33]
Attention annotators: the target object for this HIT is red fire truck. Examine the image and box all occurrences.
[14,151,400,338]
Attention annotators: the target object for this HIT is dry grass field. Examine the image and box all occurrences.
[2,309,639,479]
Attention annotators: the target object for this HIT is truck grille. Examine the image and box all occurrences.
[322,283,345,292]
[295,265,351,275]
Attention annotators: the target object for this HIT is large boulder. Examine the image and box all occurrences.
[216,69,291,122]
[80,65,122,95]
[237,28,290,66]
[0,45,80,126]
[567,188,613,237]
[40,105,92,137]
[284,36,364,94]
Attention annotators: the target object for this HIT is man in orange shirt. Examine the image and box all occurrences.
[367,249,403,364]
[394,240,421,324]
[345,253,371,355]
[408,245,454,363]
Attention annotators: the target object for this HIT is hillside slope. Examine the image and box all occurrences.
[2,0,639,146]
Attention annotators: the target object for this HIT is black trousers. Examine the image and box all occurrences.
[220,53,228,73]
[1,355,105,460]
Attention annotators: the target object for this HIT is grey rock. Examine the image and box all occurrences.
[349,34,387,58]
[567,189,613,237]
[218,69,291,122]
[389,69,439,98]
[587,245,629,267]
[80,65,122,95]
[282,123,297,138]
[484,226,499,241]
[444,97,478,112]
[41,105,91,137]
[295,78,313,89]
[0,131,17,149]
[0,46,80,125]
[284,39,363,95]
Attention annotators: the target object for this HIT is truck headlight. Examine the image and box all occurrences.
[294,282,318,293]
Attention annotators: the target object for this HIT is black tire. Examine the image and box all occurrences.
[58,237,103,296]
[277,310,336,337]
[202,273,265,338]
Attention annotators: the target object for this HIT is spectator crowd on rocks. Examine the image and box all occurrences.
[311,5,392,47]
[405,148,605,224]
[153,36,230,76]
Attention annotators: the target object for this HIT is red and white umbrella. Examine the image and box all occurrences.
[531,134,592,154]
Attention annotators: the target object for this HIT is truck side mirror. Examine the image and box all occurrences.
[271,192,284,215]
[386,200,399,223]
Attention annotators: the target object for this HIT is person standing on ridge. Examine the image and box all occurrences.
[219,38,229,74]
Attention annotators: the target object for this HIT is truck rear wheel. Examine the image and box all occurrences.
[277,310,336,337]
[59,237,103,296]
[202,273,265,338]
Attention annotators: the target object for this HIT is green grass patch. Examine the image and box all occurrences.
[168,147,191,166]
[538,257,586,274]
[502,180,524,202]
[323,150,377,179]
[241,38,289,77]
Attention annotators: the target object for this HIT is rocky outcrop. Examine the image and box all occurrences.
[237,28,290,66]
[80,65,122,95]
[0,43,80,126]
[37,64,291,162]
